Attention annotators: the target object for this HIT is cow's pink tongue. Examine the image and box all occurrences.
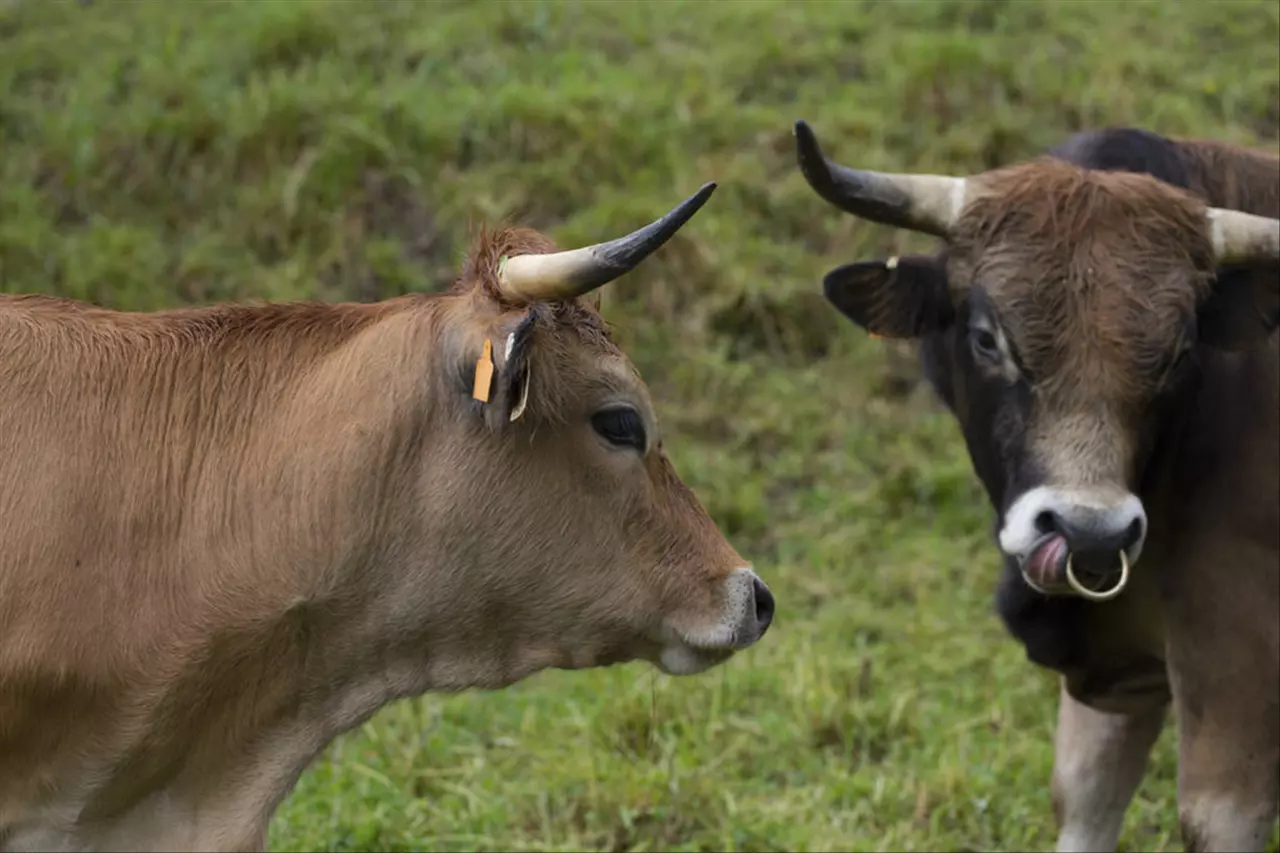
[1025,534,1068,586]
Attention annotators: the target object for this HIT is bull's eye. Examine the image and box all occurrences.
[970,326,1001,361]
[591,406,647,453]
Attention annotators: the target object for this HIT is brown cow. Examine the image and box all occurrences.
[0,184,775,852]
[794,122,1279,852]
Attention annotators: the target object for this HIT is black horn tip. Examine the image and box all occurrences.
[793,120,820,158]
[792,120,893,220]
[681,181,718,216]
[567,182,719,292]
[793,120,834,186]
[632,180,718,251]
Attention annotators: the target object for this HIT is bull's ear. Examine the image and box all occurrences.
[1198,263,1280,350]
[822,254,954,339]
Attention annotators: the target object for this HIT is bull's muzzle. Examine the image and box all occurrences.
[1020,549,1130,602]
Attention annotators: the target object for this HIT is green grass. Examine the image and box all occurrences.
[2,0,1277,850]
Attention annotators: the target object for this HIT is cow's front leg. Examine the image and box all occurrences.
[1051,679,1167,853]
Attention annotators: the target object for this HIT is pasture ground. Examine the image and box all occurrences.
[2,1,1277,850]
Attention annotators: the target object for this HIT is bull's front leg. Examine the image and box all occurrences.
[1050,679,1167,853]
[1168,632,1279,851]
[1170,667,1279,852]
[1163,533,1280,852]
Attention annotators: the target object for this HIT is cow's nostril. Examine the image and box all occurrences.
[752,577,775,635]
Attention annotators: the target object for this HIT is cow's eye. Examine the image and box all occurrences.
[591,406,647,453]
[970,327,1001,361]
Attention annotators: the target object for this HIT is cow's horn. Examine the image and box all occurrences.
[498,182,716,303]
[1207,207,1280,264]
[794,119,967,238]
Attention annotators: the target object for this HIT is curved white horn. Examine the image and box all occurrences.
[498,183,716,303]
[1207,207,1280,265]
[793,120,967,237]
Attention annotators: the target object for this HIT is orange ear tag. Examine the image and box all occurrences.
[472,339,494,402]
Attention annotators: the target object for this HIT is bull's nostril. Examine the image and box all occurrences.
[1121,516,1144,550]
[1070,549,1116,574]
[1034,510,1060,536]
[752,577,775,634]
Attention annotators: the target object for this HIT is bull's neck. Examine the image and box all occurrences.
[1136,337,1280,560]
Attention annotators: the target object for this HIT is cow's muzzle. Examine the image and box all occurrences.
[656,568,775,675]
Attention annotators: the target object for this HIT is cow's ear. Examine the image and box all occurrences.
[1198,263,1280,350]
[489,308,539,429]
[822,254,954,339]
[466,307,540,430]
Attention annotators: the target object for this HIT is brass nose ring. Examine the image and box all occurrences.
[1064,549,1130,602]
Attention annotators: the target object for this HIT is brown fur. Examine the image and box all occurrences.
[953,160,1217,402]
[0,226,763,851]
[1173,138,1280,215]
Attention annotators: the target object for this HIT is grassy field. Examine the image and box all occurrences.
[2,0,1277,850]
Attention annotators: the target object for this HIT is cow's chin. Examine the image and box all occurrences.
[654,616,751,675]
[656,643,736,676]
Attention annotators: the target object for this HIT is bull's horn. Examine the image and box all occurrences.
[1207,207,1280,265]
[794,119,967,238]
[498,182,716,303]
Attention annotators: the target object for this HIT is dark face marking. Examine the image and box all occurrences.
[919,291,1038,517]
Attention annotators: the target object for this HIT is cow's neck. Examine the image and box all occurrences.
[0,294,529,848]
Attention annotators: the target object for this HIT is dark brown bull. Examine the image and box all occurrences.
[0,185,776,850]
[795,122,1279,852]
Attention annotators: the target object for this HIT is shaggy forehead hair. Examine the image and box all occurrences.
[951,159,1219,398]
[455,224,622,358]
[450,224,632,425]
